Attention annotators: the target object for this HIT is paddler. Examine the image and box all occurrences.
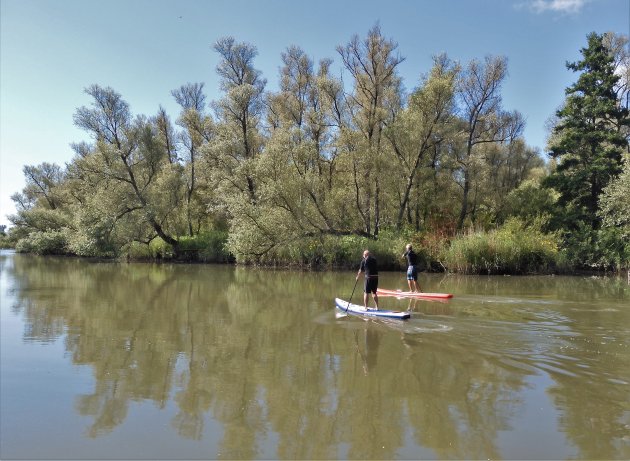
[356,249,379,310]
[402,243,421,293]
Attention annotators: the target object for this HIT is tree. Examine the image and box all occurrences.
[384,54,458,229]
[226,47,351,260]
[599,156,630,238]
[171,83,215,236]
[455,55,524,230]
[72,84,184,251]
[480,140,546,222]
[544,32,630,231]
[209,37,266,204]
[9,162,70,234]
[262,47,340,235]
[337,24,404,237]
[20,163,65,210]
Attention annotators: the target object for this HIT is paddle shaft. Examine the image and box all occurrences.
[347,260,363,311]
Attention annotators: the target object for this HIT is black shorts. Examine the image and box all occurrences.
[364,276,378,294]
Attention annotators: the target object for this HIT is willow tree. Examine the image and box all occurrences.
[455,56,524,230]
[71,85,185,252]
[9,162,70,237]
[264,47,339,232]
[337,25,404,237]
[480,140,545,221]
[384,54,458,229]
[208,37,266,205]
[228,46,351,260]
[171,82,215,235]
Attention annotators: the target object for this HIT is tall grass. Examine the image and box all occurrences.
[441,218,559,274]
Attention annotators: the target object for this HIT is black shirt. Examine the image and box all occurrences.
[403,249,418,267]
[360,255,378,277]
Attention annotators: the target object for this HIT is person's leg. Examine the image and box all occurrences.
[373,292,379,309]
[412,268,420,292]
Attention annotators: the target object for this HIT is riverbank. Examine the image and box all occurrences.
[3,219,628,275]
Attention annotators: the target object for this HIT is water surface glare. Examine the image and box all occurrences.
[1,251,629,459]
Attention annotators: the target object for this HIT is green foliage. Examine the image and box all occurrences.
[557,224,629,271]
[441,218,559,274]
[500,179,557,225]
[7,30,629,274]
[177,231,232,262]
[226,228,432,271]
[0,234,14,249]
[544,32,629,231]
[121,231,231,262]
[599,156,630,238]
[15,230,69,255]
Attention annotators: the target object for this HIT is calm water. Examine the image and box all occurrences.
[1,251,629,460]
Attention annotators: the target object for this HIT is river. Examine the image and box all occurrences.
[1,250,629,459]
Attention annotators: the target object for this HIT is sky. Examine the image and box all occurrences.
[1,0,628,228]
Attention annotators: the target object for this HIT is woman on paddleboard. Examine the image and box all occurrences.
[402,244,421,293]
[356,249,379,310]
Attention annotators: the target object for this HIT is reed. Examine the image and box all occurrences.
[441,218,559,274]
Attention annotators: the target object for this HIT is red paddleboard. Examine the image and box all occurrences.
[376,288,453,299]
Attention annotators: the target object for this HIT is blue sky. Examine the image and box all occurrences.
[1,0,628,228]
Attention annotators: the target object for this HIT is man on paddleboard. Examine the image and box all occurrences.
[356,249,379,310]
[402,244,421,293]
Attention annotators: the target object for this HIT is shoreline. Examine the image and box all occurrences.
[2,249,627,278]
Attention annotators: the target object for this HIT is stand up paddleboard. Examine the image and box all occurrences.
[376,288,453,299]
[335,298,410,320]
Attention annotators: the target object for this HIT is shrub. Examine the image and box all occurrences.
[15,230,69,255]
[227,230,420,270]
[441,218,559,274]
[177,231,232,263]
[66,230,117,258]
[558,224,630,272]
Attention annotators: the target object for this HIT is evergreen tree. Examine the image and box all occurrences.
[544,32,630,231]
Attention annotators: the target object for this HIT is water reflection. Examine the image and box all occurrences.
[1,252,629,459]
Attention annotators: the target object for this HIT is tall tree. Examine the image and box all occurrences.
[384,54,458,229]
[209,37,266,204]
[337,24,404,237]
[263,47,338,234]
[9,162,69,233]
[172,83,215,236]
[72,84,184,250]
[455,56,524,230]
[544,32,630,230]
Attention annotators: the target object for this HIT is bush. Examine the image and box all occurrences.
[66,230,117,258]
[558,224,630,272]
[441,218,559,274]
[227,230,426,270]
[121,231,232,262]
[15,230,69,255]
[176,231,232,263]
[0,234,14,249]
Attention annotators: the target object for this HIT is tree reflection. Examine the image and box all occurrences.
[4,254,629,459]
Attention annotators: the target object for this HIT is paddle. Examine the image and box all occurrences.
[347,262,362,311]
